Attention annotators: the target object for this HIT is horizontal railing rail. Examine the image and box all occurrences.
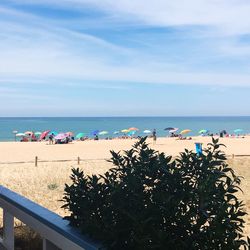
[0,185,101,250]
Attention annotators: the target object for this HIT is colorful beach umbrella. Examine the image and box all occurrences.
[99,131,109,135]
[54,133,68,140]
[143,130,151,134]
[169,128,178,133]
[76,133,85,139]
[40,130,50,140]
[180,129,191,135]
[199,129,208,134]
[128,127,139,131]
[234,129,243,133]
[66,131,74,137]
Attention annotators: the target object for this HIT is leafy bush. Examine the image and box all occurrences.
[62,137,249,249]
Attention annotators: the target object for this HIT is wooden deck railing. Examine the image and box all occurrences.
[0,185,101,250]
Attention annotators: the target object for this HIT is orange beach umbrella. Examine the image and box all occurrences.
[128,127,139,131]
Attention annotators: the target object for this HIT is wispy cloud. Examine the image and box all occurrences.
[1,1,250,115]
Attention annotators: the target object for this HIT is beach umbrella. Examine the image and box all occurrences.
[128,127,139,131]
[54,133,68,140]
[143,130,152,134]
[91,130,99,136]
[164,127,174,131]
[34,131,42,136]
[180,129,191,135]
[128,130,136,136]
[113,131,120,134]
[234,129,243,133]
[66,131,74,137]
[99,131,109,135]
[121,129,129,133]
[24,131,33,136]
[169,128,179,133]
[16,133,26,137]
[199,129,208,134]
[40,130,50,140]
[76,133,85,139]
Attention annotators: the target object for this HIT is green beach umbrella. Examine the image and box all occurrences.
[199,129,208,134]
[76,132,85,139]
[34,131,42,136]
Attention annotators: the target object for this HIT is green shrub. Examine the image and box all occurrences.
[62,137,249,249]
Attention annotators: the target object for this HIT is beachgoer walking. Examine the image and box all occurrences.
[152,129,157,144]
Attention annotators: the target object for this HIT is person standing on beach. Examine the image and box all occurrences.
[152,129,157,144]
[49,133,54,145]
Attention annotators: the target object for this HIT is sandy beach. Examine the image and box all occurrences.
[1,136,250,163]
[0,136,250,235]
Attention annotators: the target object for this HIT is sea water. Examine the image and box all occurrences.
[0,116,250,141]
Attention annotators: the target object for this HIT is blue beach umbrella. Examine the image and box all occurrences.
[127,130,136,136]
[91,130,99,136]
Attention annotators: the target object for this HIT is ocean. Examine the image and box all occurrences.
[0,117,250,141]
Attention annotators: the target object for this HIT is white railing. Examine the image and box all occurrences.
[0,185,101,250]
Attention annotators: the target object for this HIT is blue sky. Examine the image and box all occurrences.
[0,0,250,116]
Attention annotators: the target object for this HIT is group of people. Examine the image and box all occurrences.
[48,133,73,144]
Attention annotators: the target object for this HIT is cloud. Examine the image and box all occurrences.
[7,0,250,34]
[1,1,250,91]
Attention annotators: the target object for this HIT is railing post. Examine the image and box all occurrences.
[3,210,14,250]
[35,156,38,167]
[43,238,61,250]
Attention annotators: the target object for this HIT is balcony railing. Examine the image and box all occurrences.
[0,185,101,250]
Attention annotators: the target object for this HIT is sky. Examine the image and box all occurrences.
[0,0,250,116]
